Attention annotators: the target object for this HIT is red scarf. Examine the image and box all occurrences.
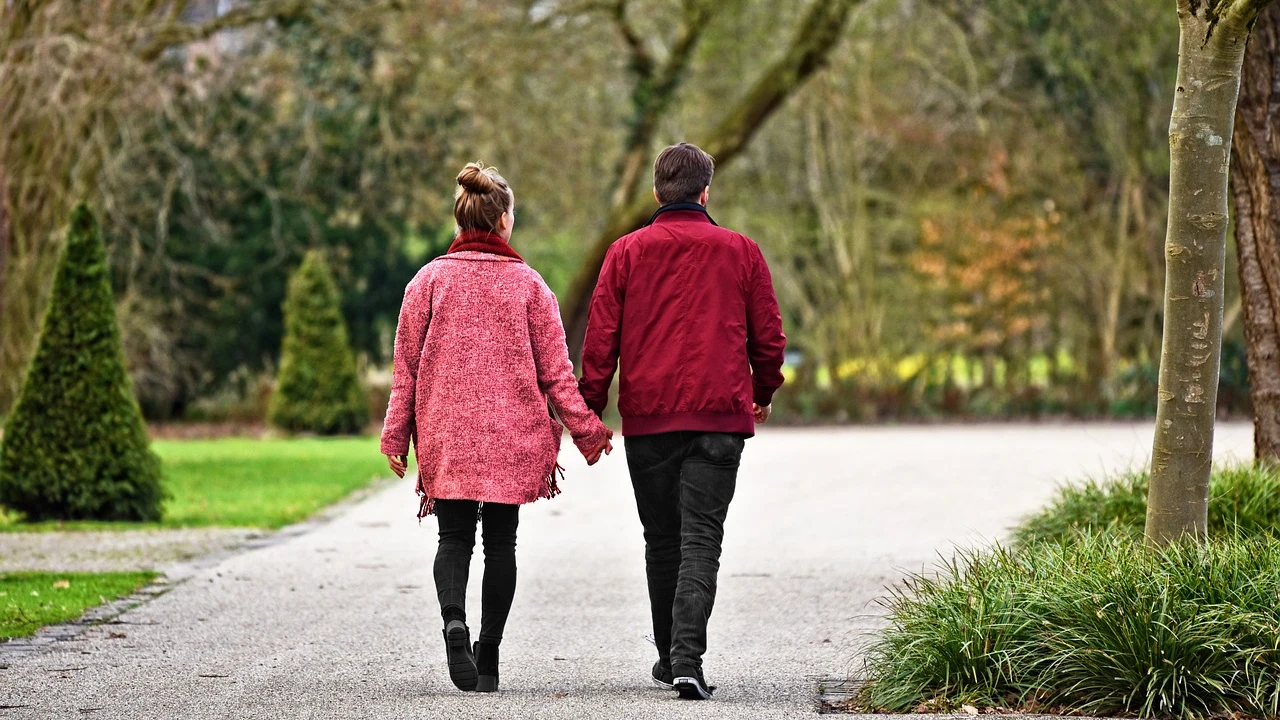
[448,229,524,262]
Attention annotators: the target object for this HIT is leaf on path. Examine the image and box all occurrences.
[963,705,980,715]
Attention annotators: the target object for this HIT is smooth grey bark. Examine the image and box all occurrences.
[1145,0,1277,545]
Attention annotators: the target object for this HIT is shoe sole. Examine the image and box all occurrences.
[651,676,674,690]
[445,627,477,691]
[673,676,713,700]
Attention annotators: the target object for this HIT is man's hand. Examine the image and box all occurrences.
[584,429,615,466]
[387,454,408,478]
[753,403,772,424]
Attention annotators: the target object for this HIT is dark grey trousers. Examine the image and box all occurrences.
[625,431,744,670]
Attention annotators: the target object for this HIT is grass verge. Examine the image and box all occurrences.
[856,534,1280,719]
[1,571,158,640]
[1014,464,1280,546]
[0,436,390,531]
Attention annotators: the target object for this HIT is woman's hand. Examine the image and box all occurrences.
[753,403,772,424]
[387,454,408,478]
[584,429,614,466]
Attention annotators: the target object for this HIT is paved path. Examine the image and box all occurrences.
[0,528,263,573]
[0,423,1254,719]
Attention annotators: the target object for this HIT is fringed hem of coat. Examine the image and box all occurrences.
[416,464,565,522]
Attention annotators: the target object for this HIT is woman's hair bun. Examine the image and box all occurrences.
[457,162,498,194]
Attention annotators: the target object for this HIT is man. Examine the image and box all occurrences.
[579,142,787,700]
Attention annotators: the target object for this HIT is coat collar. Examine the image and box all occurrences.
[647,202,718,226]
[448,229,524,262]
[441,251,524,263]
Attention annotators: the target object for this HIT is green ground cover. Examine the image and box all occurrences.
[1014,464,1280,546]
[0,571,158,640]
[0,436,391,531]
[856,464,1280,719]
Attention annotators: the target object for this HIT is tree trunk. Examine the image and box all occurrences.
[1230,2,1280,465]
[1145,0,1273,545]
[561,0,861,360]
[0,160,9,323]
[1099,177,1135,403]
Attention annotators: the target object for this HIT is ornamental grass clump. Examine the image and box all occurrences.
[857,545,1040,710]
[1014,464,1280,546]
[859,534,1280,719]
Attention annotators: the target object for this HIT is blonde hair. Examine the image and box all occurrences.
[454,162,513,233]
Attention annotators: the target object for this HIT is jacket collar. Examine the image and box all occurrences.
[646,202,718,227]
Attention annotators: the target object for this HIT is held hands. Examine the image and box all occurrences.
[387,454,408,478]
[583,428,614,466]
[753,403,772,424]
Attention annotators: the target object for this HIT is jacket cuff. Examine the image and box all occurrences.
[753,385,778,407]
[579,382,607,418]
[572,421,610,455]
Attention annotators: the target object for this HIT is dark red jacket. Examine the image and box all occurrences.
[578,205,787,436]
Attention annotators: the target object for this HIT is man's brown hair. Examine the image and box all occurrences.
[653,143,715,204]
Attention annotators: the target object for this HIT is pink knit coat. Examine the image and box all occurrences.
[380,250,609,517]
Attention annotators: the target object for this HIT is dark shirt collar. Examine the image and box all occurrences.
[646,202,718,226]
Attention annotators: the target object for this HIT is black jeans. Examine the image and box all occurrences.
[625,432,744,670]
[433,500,519,645]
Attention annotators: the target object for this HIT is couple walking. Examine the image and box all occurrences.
[379,143,787,699]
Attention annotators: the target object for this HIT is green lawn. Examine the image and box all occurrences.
[0,571,158,640]
[0,436,393,531]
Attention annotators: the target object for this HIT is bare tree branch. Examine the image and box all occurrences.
[612,0,655,80]
[701,0,859,162]
[647,0,714,110]
[561,0,863,356]
[1230,0,1279,21]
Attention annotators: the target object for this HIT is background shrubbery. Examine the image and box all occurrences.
[0,0,1261,426]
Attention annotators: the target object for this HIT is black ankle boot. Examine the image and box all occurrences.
[474,641,500,692]
[442,619,477,691]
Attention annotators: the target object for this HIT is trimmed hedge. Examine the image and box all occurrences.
[0,205,164,521]
[267,251,367,435]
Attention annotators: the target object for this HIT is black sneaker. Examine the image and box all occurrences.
[672,664,715,700]
[651,660,673,690]
[442,620,477,691]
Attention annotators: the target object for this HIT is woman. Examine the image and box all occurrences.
[381,162,612,693]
